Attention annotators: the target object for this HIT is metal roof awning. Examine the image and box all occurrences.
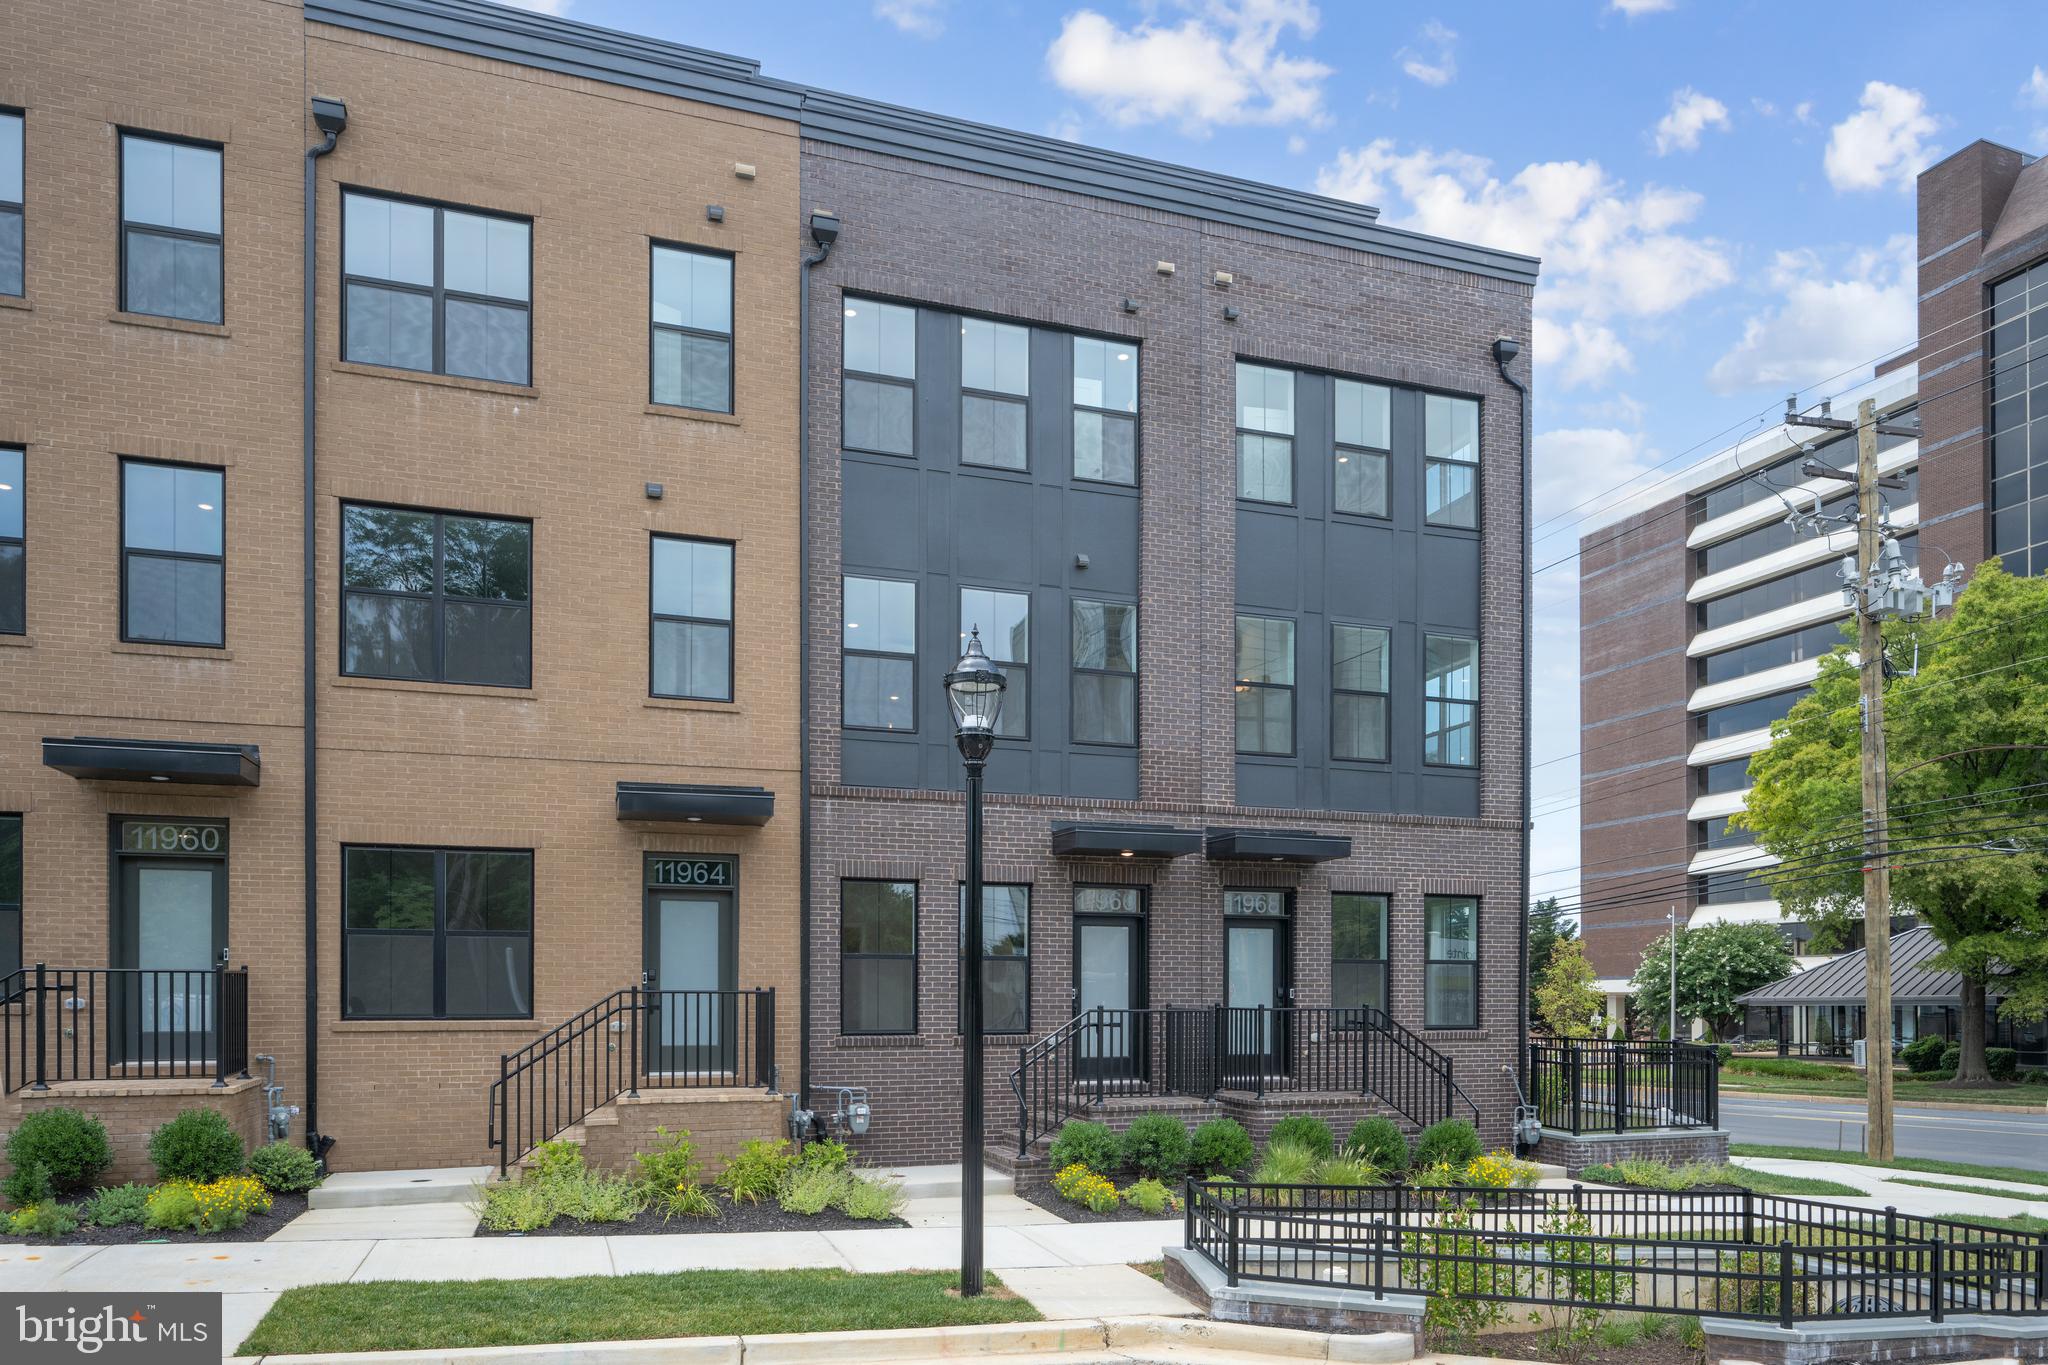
[1050,822,1202,859]
[1738,926,1964,1007]
[615,782,775,826]
[1203,827,1352,863]
[42,737,261,787]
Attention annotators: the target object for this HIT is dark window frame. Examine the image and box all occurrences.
[841,295,917,458]
[1235,360,1296,507]
[958,881,1032,1037]
[339,501,533,689]
[839,878,918,1036]
[840,573,917,733]
[959,584,1029,741]
[1,107,23,299]
[118,456,225,649]
[1331,891,1389,1015]
[0,444,21,636]
[1332,377,1393,521]
[1423,894,1479,1030]
[340,843,535,1021]
[1330,620,1391,764]
[648,533,735,702]
[1235,612,1297,757]
[1070,333,1141,487]
[1070,596,1138,748]
[117,129,223,324]
[339,186,533,386]
[1422,632,1478,768]
[1422,391,1481,531]
[647,239,735,415]
[0,812,19,984]
[958,316,1031,473]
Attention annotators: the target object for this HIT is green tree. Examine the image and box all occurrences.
[1533,935,1603,1038]
[1528,896,1575,983]
[1629,920,1793,1039]
[1738,562,2048,1083]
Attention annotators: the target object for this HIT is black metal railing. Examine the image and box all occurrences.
[1529,1037,1719,1135]
[487,986,775,1175]
[1185,1181,2047,1327]
[0,964,251,1093]
[1013,1004,1478,1156]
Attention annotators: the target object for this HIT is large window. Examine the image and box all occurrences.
[0,814,18,984]
[1700,685,1811,740]
[1235,614,1295,755]
[961,317,1028,470]
[843,298,915,455]
[0,446,20,636]
[1699,757,1754,795]
[1424,394,1479,528]
[343,846,532,1019]
[1332,624,1390,762]
[0,110,21,297]
[343,190,531,385]
[961,884,1030,1034]
[650,536,733,701]
[841,879,916,1035]
[1073,337,1137,484]
[341,504,532,688]
[1424,896,1478,1028]
[1423,635,1477,766]
[842,575,915,730]
[121,460,224,647]
[649,243,733,412]
[1072,598,1137,745]
[1700,619,1846,685]
[1334,378,1391,517]
[1332,893,1388,1014]
[960,587,1028,738]
[1990,259,2048,576]
[120,132,221,323]
[1236,363,1294,504]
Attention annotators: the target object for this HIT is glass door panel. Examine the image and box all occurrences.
[647,892,733,1074]
[1076,919,1140,1080]
[117,860,222,1066]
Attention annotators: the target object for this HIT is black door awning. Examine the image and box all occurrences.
[1050,822,1203,858]
[42,737,261,787]
[1203,827,1352,863]
[615,782,775,826]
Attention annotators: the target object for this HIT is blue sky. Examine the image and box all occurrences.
[508,0,2048,917]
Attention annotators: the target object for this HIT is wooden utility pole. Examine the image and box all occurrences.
[1853,397,1896,1162]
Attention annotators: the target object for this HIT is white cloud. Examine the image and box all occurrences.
[1534,427,1656,526]
[875,0,945,37]
[1652,87,1729,155]
[494,0,571,12]
[1609,0,1675,15]
[1793,100,1815,126]
[1398,19,1456,88]
[1287,134,1308,155]
[1824,81,1941,192]
[1534,316,1635,390]
[1047,110,1085,143]
[2022,66,2048,109]
[1044,1,1331,134]
[1706,235,1916,394]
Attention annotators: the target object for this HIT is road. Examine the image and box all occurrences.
[1720,1093,2048,1170]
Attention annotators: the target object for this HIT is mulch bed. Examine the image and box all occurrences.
[1456,1328,1699,1365]
[1015,1179,1180,1223]
[0,1192,310,1246]
[475,1191,906,1237]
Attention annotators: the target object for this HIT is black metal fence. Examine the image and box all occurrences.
[1185,1181,2047,1328]
[1529,1038,1719,1135]
[0,964,251,1093]
[488,986,775,1175]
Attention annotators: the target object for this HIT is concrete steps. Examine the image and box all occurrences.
[876,1162,1016,1200]
[307,1165,496,1209]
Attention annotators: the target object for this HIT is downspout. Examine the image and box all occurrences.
[1493,337,1531,1091]
[304,97,347,1162]
[797,208,840,1114]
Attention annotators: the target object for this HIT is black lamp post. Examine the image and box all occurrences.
[945,626,1006,1297]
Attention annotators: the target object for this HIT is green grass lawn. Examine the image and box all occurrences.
[236,1270,1040,1356]
[1581,1159,1862,1198]
[1719,1064,2048,1107]
[1889,1177,2048,1203]
[1728,1144,2048,1190]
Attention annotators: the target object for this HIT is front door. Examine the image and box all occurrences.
[1224,890,1292,1084]
[112,820,229,1069]
[1073,889,1146,1081]
[643,857,737,1076]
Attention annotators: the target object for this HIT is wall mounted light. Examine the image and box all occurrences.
[1155,261,1175,276]
[645,483,665,500]
[733,163,757,180]
[706,205,725,223]
[1213,270,1234,288]
[1121,298,1139,314]
[1222,306,1241,322]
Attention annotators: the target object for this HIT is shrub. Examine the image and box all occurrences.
[1052,1162,1119,1214]
[3,1162,53,1211]
[143,1183,200,1232]
[1414,1118,1482,1170]
[85,1182,153,1228]
[1250,1139,1318,1189]
[1190,1118,1253,1176]
[718,1139,796,1204]
[1715,1043,1733,1066]
[2024,1069,2048,1087]
[799,1139,852,1172]
[1124,1177,1179,1215]
[1940,1042,1962,1074]
[1987,1047,2019,1082]
[7,1202,78,1238]
[777,1164,851,1216]
[1901,1035,1946,1074]
[248,1142,322,1195]
[1309,1154,1381,1186]
[1267,1115,1335,1160]
[1346,1118,1409,1173]
[1047,1120,1121,1174]
[524,1139,585,1184]
[147,1109,245,1184]
[552,1168,642,1224]
[477,1179,557,1233]
[5,1108,113,1201]
[1119,1115,1192,1180]
[633,1127,716,1220]
[836,1170,907,1222]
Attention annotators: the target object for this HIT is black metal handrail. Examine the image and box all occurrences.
[0,964,251,1094]
[1185,1180,2047,1326]
[1529,1037,1719,1135]
[1011,1004,1476,1156]
[487,985,775,1175]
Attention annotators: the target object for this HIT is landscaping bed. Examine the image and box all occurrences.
[1016,1179,1174,1223]
[1577,1158,1862,1198]
[0,1191,309,1245]
[1459,1325,1700,1365]
[478,1190,904,1236]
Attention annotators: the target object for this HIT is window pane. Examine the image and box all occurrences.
[0,544,21,636]
[1332,895,1387,961]
[1426,459,1476,527]
[843,959,914,1033]
[343,592,433,679]
[1427,898,1477,959]
[653,538,733,621]
[1426,636,1477,700]
[652,330,732,412]
[442,518,530,602]
[443,212,529,302]
[0,447,21,539]
[1425,963,1476,1028]
[1425,699,1475,766]
[1335,448,1388,517]
[1426,394,1479,463]
[1335,379,1390,448]
[842,882,916,953]
[1235,616,1294,685]
[0,211,20,298]
[125,554,221,645]
[344,933,434,1018]
[1236,687,1292,754]
[1333,693,1388,761]
[443,601,530,687]
[0,114,19,203]
[444,298,529,384]
[651,246,731,333]
[843,299,915,378]
[445,852,532,931]
[1237,432,1292,502]
[343,194,433,286]
[1333,961,1386,1013]
[1072,599,1136,672]
[342,505,435,591]
[122,137,219,234]
[122,463,222,555]
[961,317,1028,396]
[962,394,1026,469]
[1073,337,1136,413]
[961,587,1028,663]
[991,666,1027,739]
[1072,673,1134,744]
[843,377,913,454]
[1235,363,1294,434]
[843,654,913,729]
[124,231,220,323]
[653,619,732,700]
[984,959,1028,1033]
[843,576,915,654]
[977,886,1030,956]
[1073,411,1136,484]
[344,282,433,371]
[445,935,531,1017]
[1332,625,1389,693]
[344,848,437,929]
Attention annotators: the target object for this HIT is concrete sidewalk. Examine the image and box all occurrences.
[1733,1155,2048,1220]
